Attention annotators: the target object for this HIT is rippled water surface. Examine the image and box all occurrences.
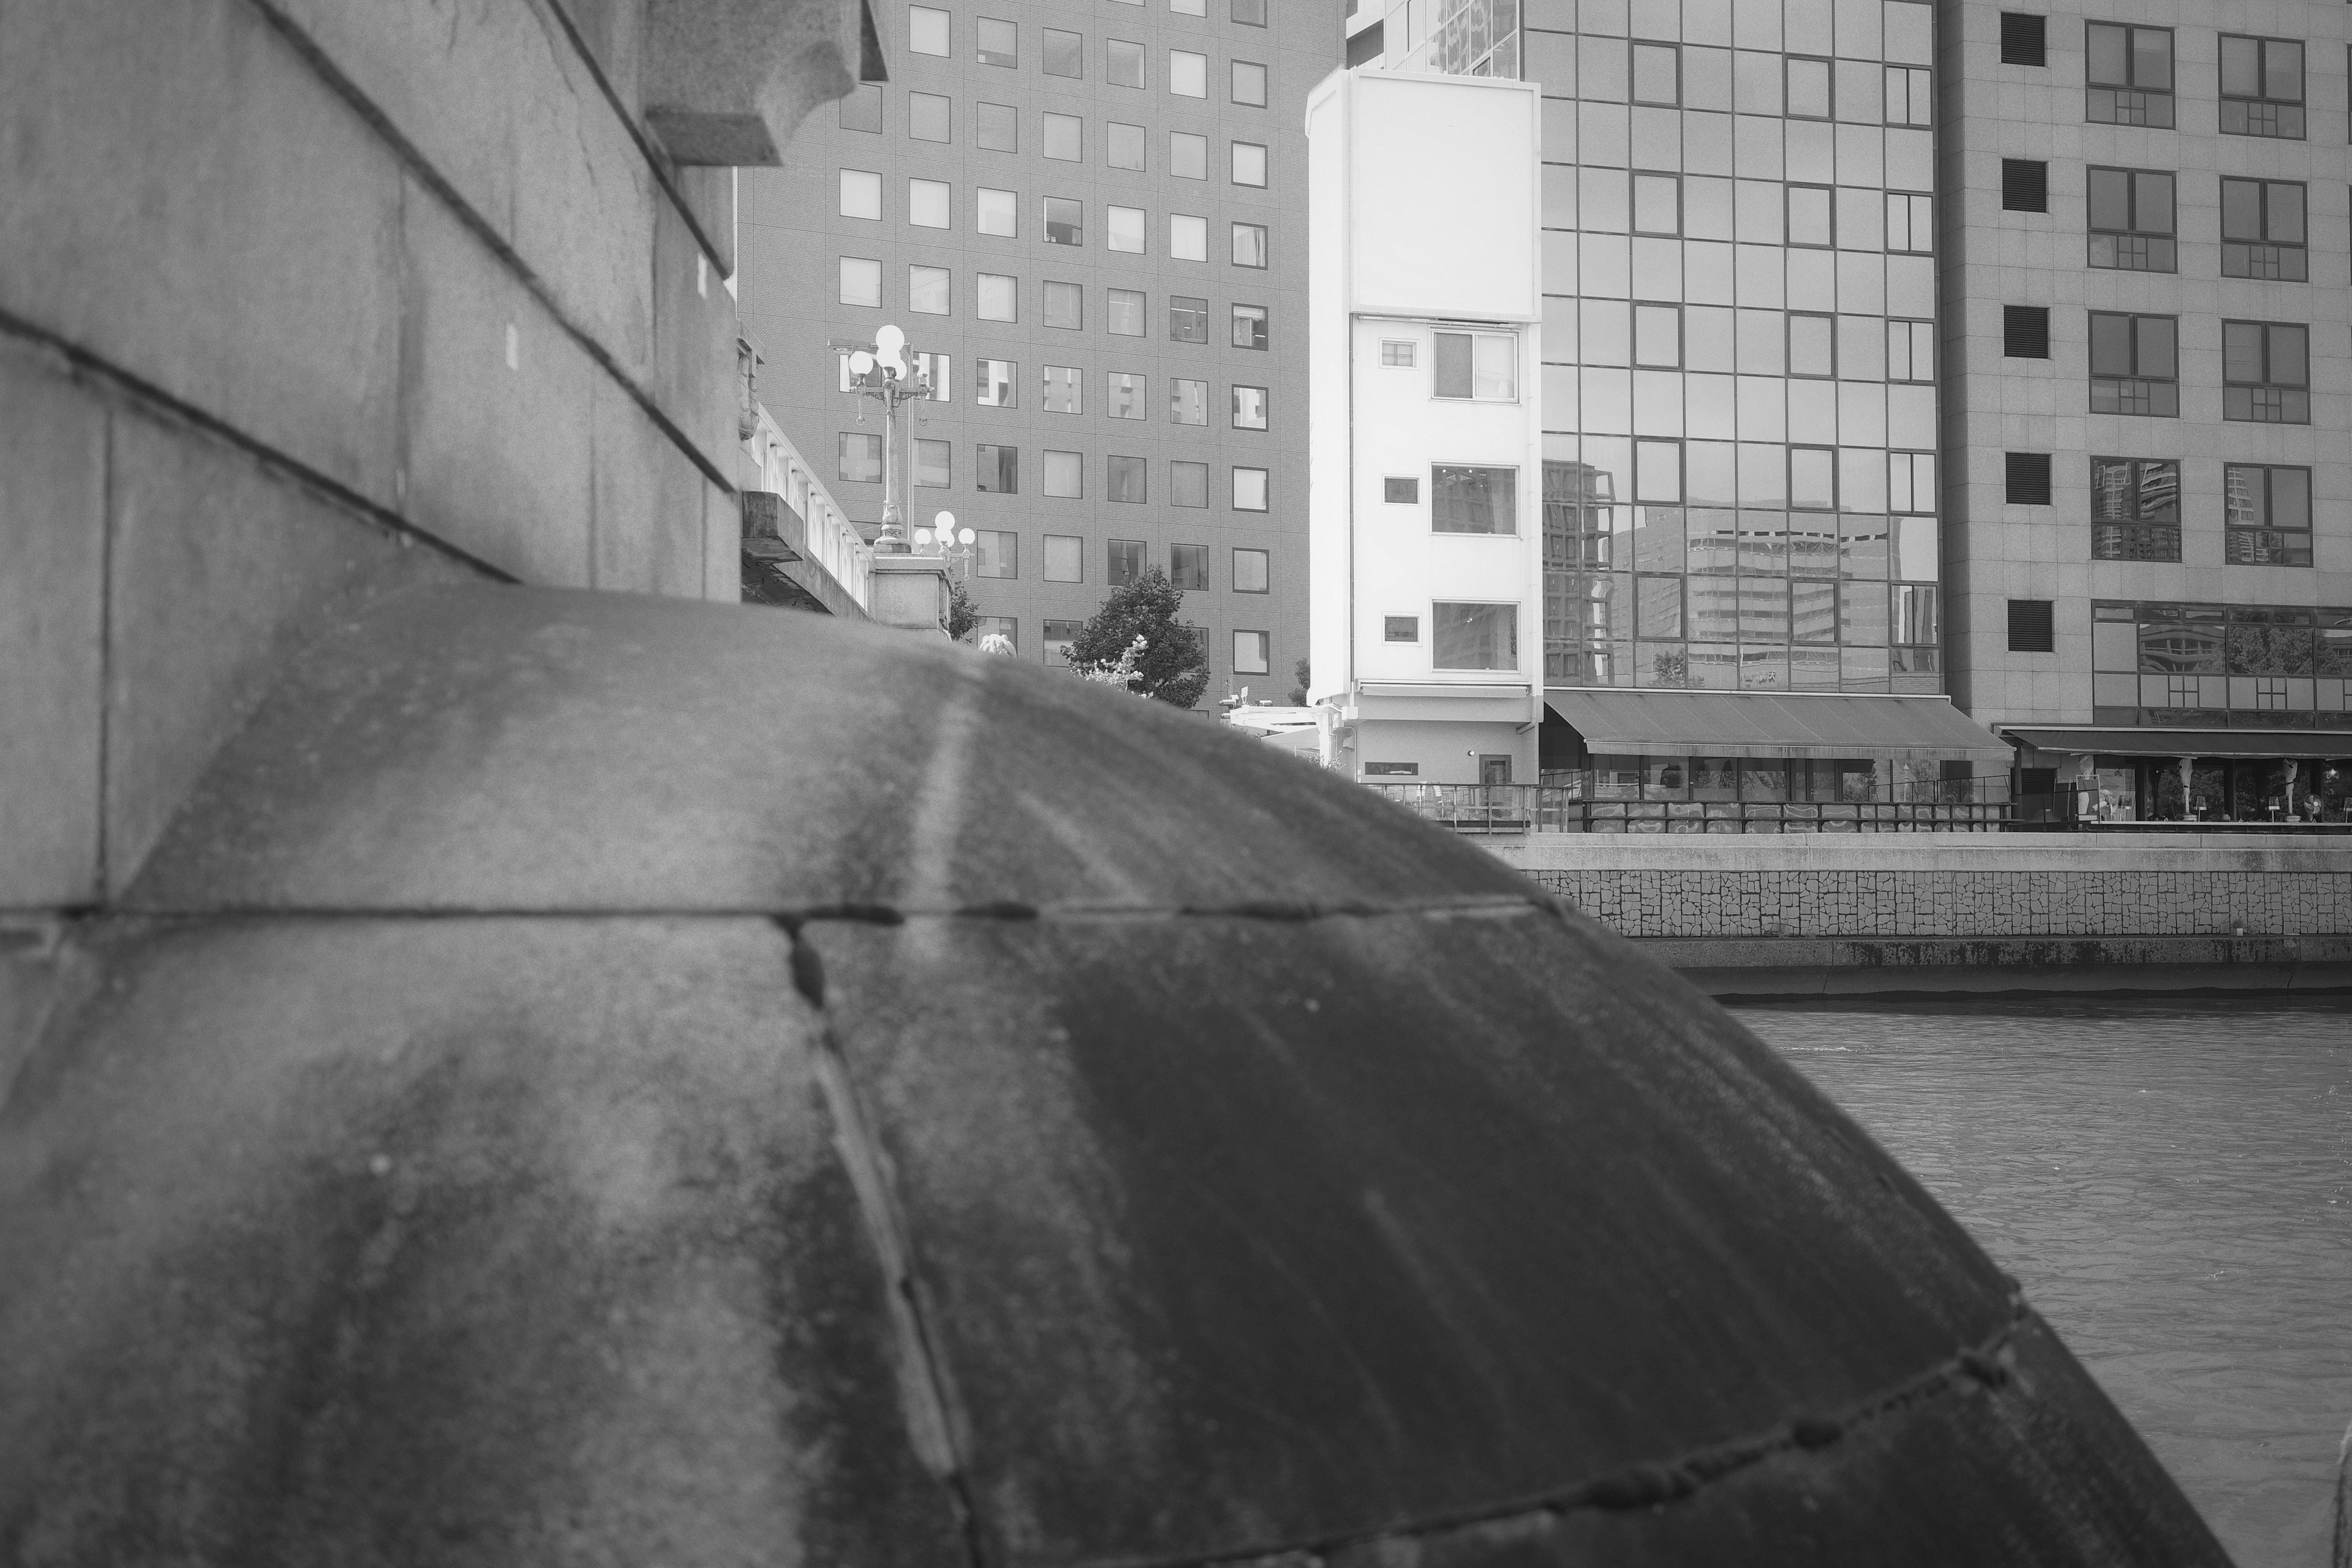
[1730,998,2352,1568]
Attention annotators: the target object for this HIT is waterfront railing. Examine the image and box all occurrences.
[1366,783,2010,834]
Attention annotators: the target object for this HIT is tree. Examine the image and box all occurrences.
[1068,567,1208,707]
[946,578,981,641]
[1287,656,1311,706]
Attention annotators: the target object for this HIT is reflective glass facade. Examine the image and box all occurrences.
[1512,0,1939,696]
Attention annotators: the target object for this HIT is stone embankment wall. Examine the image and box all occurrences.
[1485,834,2352,940]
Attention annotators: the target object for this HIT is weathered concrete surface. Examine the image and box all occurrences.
[1651,933,2352,1000]
[0,585,2230,1565]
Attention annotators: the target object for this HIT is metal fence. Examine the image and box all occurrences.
[1366,783,2010,834]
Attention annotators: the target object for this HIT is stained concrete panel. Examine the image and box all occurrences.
[705,480,742,601]
[102,410,465,896]
[592,375,709,597]
[0,0,403,509]
[0,351,107,907]
[396,180,596,586]
[653,194,743,481]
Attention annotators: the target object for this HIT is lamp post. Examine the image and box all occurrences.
[845,324,932,555]
[913,509,978,575]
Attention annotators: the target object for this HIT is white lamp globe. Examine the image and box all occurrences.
[847,350,874,376]
[933,510,956,533]
[957,528,976,546]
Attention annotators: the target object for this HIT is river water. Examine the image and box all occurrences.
[1731,997,2352,1568]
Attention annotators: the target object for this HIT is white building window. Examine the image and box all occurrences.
[1170,49,1208,96]
[839,169,882,219]
[1233,630,1271,674]
[839,256,881,307]
[1432,603,1518,671]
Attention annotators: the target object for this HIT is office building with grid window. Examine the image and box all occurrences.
[1942,1,2352,821]
[1315,0,2015,819]
[737,0,1338,700]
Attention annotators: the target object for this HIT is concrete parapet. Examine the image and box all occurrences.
[1651,934,2352,1000]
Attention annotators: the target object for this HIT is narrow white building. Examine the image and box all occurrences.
[1306,69,1545,785]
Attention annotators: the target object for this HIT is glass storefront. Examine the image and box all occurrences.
[2090,600,2352,727]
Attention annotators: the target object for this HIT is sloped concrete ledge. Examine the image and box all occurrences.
[1653,933,2352,1001]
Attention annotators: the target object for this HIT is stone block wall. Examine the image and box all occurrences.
[0,0,859,911]
[1488,834,2352,940]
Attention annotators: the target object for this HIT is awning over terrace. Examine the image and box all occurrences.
[1544,688,2012,764]
[2003,727,2352,759]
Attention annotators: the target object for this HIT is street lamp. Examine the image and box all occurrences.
[913,508,978,574]
[845,323,932,555]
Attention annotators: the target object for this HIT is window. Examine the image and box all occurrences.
[1632,173,1680,236]
[1432,466,1517,534]
[2086,23,2172,129]
[1106,288,1144,336]
[2000,159,2047,213]
[2008,600,2056,653]
[1172,461,1209,507]
[1233,0,1265,23]
[1233,630,1271,675]
[1999,13,2045,67]
[1232,385,1268,429]
[1234,467,1269,511]
[1106,205,1144,254]
[1042,364,1081,413]
[2223,322,2309,424]
[912,439,951,489]
[908,265,949,314]
[1231,59,1266,105]
[1044,619,1083,665]
[1170,132,1207,179]
[908,5,949,55]
[976,15,1016,66]
[1170,378,1207,423]
[1789,312,1835,377]
[1433,331,1513,398]
[908,178,951,228]
[1043,450,1082,499]
[1885,65,1931,126]
[1109,538,1147,584]
[2222,179,2307,281]
[2006,452,2052,505]
[2090,456,2179,562]
[1235,549,1270,592]
[976,445,1017,492]
[975,273,1014,322]
[1044,26,1081,77]
[1231,222,1268,268]
[1044,533,1083,579]
[1044,197,1082,246]
[2087,312,2178,417]
[840,84,881,132]
[1432,603,1518,671]
[2220,36,2303,138]
[1174,0,1204,15]
[914,352,951,402]
[1888,319,1934,381]
[973,530,1017,579]
[839,255,881,307]
[1170,214,1208,261]
[1232,141,1267,187]
[1787,184,1833,246]
[840,168,881,219]
[910,91,951,141]
[2086,168,2174,272]
[1787,56,1831,118]
[976,616,1017,652]
[1384,477,1419,503]
[1624,304,1678,369]
[1170,49,1208,97]
[2003,305,2049,358]
[1107,38,1144,87]
[1885,192,1932,254]
[1043,279,1081,330]
[1170,544,1208,590]
[2225,464,2312,566]
[1170,296,1208,342]
[976,187,1016,236]
[1107,455,1147,502]
[1381,341,1415,367]
[1383,615,1417,641]
[1789,447,1837,510]
[1043,112,1082,162]
[975,358,1016,407]
[838,432,881,483]
[1107,371,1147,420]
[1233,303,1268,350]
[1891,585,1940,655]
[1635,439,1682,504]
[1632,42,1678,105]
[976,102,1017,151]
[1888,451,1934,514]
[1108,121,1145,170]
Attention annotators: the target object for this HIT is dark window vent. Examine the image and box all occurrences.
[2008,599,2057,653]
[1346,19,1384,67]
[2000,12,2046,67]
[2006,452,2054,505]
[2003,304,2051,358]
[2001,159,2048,212]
